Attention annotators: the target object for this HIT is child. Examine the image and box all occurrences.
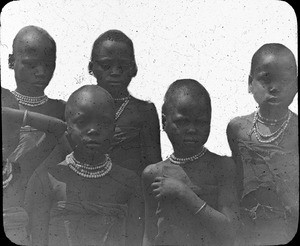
[25,85,144,246]
[88,29,162,175]
[142,79,239,246]
[8,25,68,166]
[226,43,298,245]
[2,87,66,245]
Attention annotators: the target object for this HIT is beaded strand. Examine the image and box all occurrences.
[66,152,112,178]
[169,146,207,165]
[12,91,48,107]
[252,109,292,144]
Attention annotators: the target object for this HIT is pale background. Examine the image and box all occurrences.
[1,0,298,159]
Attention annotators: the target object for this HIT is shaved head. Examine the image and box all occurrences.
[162,79,211,115]
[12,25,56,57]
[250,43,297,77]
[65,85,115,122]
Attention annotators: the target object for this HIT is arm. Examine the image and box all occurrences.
[3,107,67,178]
[151,158,239,246]
[226,120,244,200]
[141,165,160,246]
[24,169,52,246]
[126,176,144,246]
[140,103,162,166]
[2,107,66,138]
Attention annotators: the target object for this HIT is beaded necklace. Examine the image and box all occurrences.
[252,109,292,145]
[115,95,131,120]
[169,146,207,165]
[3,160,13,189]
[66,152,112,178]
[12,90,48,107]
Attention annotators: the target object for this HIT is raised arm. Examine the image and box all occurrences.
[2,107,66,138]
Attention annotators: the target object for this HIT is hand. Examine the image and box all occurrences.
[151,175,188,201]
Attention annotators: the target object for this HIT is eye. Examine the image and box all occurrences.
[175,119,189,127]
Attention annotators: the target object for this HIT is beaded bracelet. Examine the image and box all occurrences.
[22,110,28,127]
[194,201,207,215]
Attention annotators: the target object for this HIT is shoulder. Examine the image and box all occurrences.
[142,161,164,184]
[131,96,157,113]
[210,153,236,180]
[47,98,66,120]
[227,113,254,138]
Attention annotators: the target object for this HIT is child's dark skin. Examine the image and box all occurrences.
[143,79,239,246]
[89,30,161,175]
[227,43,298,245]
[25,85,143,246]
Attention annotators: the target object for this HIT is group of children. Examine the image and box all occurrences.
[2,25,298,246]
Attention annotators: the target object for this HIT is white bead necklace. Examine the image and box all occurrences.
[252,110,292,144]
[12,90,48,107]
[169,146,207,165]
[257,110,289,126]
[115,96,130,120]
[66,152,112,178]
[3,160,13,189]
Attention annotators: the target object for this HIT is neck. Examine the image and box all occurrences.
[15,87,45,97]
[111,89,130,99]
[173,145,204,159]
[73,150,106,165]
[258,106,289,121]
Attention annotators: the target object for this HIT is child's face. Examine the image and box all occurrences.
[249,54,298,110]
[13,37,56,95]
[67,94,115,156]
[91,40,134,94]
[164,95,211,155]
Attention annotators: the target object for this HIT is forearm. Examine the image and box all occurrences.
[179,188,235,243]
[2,107,66,137]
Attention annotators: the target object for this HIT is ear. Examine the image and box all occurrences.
[162,113,166,130]
[130,62,138,78]
[8,54,15,69]
[248,75,253,93]
[88,61,94,76]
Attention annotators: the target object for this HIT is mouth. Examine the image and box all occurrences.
[183,139,199,144]
[266,97,281,104]
[84,140,102,149]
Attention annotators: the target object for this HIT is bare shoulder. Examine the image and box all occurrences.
[142,160,165,184]
[227,112,254,140]
[47,98,66,120]
[209,152,236,180]
[131,97,157,113]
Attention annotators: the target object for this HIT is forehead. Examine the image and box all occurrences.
[254,53,297,77]
[14,34,55,58]
[170,94,210,116]
[68,92,115,118]
[94,40,132,59]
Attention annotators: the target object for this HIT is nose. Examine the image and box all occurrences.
[87,128,100,136]
[269,83,281,95]
[110,65,123,76]
[35,64,46,77]
[186,123,197,134]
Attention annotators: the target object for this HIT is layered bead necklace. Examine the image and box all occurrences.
[66,152,112,178]
[12,90,48,107]
[115,95,131,120]
[252,109,292,145]
[3,160,13,189]
[169,146,207,165]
